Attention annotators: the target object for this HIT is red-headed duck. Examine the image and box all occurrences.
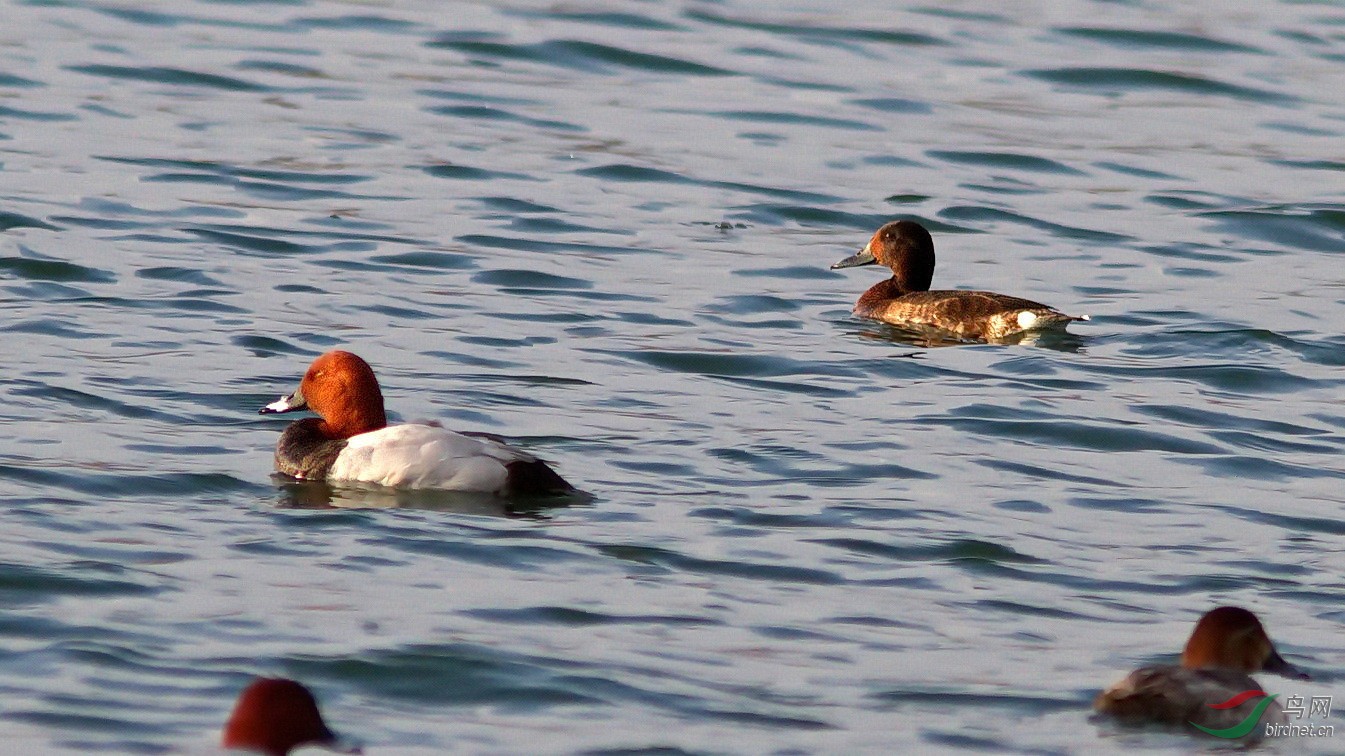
[1095,607,1309,736]
[831,220,1086,341]
[259,350,573,495]
[222,678,358,755]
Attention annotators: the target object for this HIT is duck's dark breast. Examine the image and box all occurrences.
[274,418,348,480]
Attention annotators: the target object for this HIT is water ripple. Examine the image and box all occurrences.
[428,36,732,77]
[1024,66,1295,104]
[66,64,269,92]
[686,9,947,47]
[1055,27,1264,54]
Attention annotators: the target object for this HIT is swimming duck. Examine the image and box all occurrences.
[222,678,358,755]
[1095,606,1309,736]
[259,350,573,495]
[831,220,1086,340]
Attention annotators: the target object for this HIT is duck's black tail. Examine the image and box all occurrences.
[504,459,575,496]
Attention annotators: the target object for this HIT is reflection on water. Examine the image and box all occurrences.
[273,477,588,518]
[849,321,1090,352]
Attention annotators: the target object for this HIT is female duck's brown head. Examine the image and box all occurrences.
[222,678,357,755]
[1181,606,1308,678]
[831,220,936,295]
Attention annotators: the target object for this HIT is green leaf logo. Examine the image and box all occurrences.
[1191,692,1279,739]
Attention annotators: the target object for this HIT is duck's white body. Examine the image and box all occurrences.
[329,423,534,491]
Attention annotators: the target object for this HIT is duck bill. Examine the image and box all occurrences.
[831,242,878,270]
[259,386,307,415]
[1263,648,1310,680]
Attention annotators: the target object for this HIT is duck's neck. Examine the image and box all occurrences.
[320,399,386,439]
[891,257,933,293]
[858,277,916,309]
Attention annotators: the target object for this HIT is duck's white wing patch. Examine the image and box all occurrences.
[329,423,530,492]
[1016,310,1040,330]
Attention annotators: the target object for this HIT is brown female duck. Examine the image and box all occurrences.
[1095,606,1309,737]
[832,220,1086,340]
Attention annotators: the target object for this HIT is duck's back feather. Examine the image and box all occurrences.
[319,423,569,494]
[857,286,1083,340]
[1095,665,1286,732]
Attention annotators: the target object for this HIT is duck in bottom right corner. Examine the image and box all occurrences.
[1094,606,1312,740]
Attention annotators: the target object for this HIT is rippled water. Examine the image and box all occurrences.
[2,0,1343,753]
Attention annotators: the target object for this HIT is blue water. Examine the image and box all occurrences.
[1,0,1343,753]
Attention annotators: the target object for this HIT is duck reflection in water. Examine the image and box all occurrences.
[273,477,585,518]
